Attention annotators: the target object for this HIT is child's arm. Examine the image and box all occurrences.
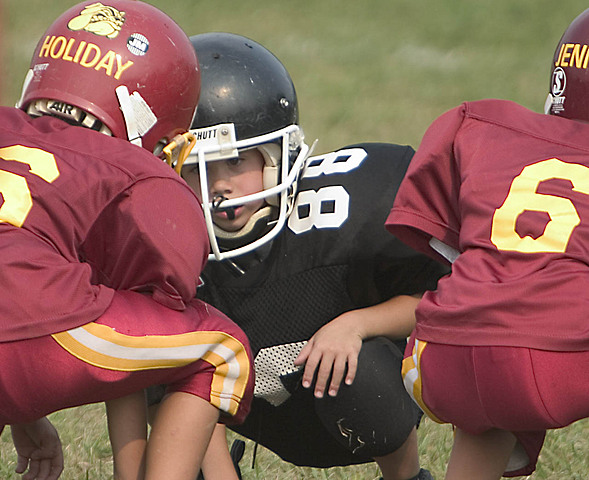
[295,294,421,398]
[106,390,148,480]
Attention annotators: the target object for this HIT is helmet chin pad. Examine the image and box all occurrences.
[213,205,278,251]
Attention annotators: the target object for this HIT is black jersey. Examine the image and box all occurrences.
[199,143,447,406]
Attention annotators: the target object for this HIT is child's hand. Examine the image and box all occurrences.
[294,311,364,398]
[11,417,63,480]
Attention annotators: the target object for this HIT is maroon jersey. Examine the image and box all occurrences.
[387,99,589,351]
[0,107,208,341]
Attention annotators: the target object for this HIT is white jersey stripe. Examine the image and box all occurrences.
[52,322,251,416]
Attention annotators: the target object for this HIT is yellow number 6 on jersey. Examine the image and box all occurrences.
[0,145,60,227]
[491,158,589,253]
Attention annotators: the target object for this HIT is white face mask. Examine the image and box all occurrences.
[183,123,312,261]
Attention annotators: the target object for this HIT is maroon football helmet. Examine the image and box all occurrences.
[18,0,200,154]
[545,8,589,123]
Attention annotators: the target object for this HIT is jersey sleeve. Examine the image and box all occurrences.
[386,105,465,263]
[81,177,209,310]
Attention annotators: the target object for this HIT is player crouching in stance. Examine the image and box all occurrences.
[386,8,589,480]
[171,32,448,480]
[0,2,253,480]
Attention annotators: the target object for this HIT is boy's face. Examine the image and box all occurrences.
[182,148,266,232]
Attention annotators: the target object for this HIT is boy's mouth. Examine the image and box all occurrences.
[217,206,236,220]
[215,208,241,221]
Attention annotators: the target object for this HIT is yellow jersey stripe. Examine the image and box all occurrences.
[402,339,444,424]
[52,323,251,416]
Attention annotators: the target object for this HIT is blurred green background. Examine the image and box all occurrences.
[2,0,588,153]
[1,1,589,478]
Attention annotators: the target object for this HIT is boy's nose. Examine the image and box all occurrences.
[210,176,232,196]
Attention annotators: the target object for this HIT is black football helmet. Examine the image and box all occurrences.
[183,32,311,261]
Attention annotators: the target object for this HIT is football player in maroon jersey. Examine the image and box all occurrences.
[0,2,253,480]
[386,8,589,480]
[170,32,448,480]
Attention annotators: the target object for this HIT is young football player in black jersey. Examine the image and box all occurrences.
[174,33,448,480]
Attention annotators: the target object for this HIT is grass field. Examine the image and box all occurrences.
[1,0,589,478]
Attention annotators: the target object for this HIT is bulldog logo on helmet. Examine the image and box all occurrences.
[67,2,125,39]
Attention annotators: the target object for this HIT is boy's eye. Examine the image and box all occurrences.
[181,165,199,177]
[227,157,243,166]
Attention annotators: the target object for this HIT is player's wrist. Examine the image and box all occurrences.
[335,309,368,339]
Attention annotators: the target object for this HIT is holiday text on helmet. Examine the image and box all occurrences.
[38,35,134,80]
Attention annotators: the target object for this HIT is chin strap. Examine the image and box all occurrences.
[213,206,277,246]
[163,132,197,174]
[212,195,236,220]
[115,85,158,148]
